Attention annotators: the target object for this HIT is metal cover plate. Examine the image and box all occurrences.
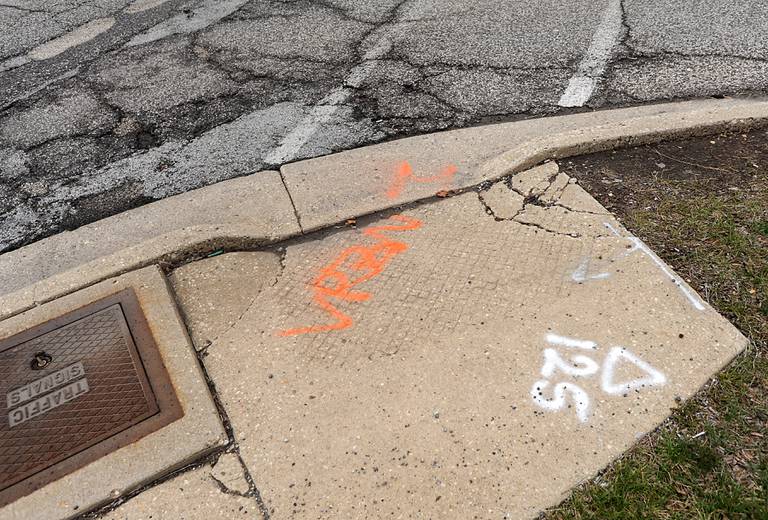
[0,289,182,507]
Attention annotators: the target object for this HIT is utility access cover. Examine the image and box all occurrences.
[0,290,181,507]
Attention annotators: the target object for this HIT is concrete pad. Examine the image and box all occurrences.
[175,171,746,518]
[101,463,259,520]
[0,267,226,520]
[281,97,768,232]
[0,171,299,322]
[170,252,283,351]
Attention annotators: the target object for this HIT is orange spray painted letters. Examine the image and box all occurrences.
[279,215,422,337]
[386,161,458,200]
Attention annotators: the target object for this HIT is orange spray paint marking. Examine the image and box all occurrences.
[279,215,423,337]
[386,161,458,200]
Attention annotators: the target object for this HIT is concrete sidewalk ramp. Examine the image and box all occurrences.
[167,164,745,519]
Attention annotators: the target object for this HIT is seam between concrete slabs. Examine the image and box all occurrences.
[2,98,768,323]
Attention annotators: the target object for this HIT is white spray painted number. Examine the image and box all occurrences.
[531,380,591,423]
[530,333,666,423]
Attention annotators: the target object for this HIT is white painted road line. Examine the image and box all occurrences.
[125,0,250,47]
[558,0,624,107]
[0,17,114,72]
[28,17,116,61]
[264,36,395,166]
[125,0,171,14]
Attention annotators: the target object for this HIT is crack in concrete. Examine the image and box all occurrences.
[1,0,766,259]
[233,449,272,520]
[200,250,286,355]
[512,218,581,239]
[70,273,276,519]
[475,189,581,239]
[551,201,610,215]
[209,455,251,498]
[278,169,305,233]
[181,303,273,520]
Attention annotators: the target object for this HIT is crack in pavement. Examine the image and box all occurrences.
[0,3,47,14]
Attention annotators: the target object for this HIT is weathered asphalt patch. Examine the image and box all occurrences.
[171,165,746,518]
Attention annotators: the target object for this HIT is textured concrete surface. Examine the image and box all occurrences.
[0,266,226,520]
[0,170,299,321]
[166,165,747,519]
[1,0,768,252]
[101,462,259,520]
[170,252,284,351]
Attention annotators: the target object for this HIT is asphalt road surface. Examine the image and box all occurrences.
[1,0,766,253]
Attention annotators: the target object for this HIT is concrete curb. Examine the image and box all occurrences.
[2,97,767,320]
[282,97,768,231]
[0,172,300,320]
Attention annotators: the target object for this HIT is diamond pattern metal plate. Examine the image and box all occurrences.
[0,289,182,507]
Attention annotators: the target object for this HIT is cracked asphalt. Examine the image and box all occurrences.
[1,0,766,253]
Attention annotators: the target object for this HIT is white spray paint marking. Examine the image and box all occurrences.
[603,221,623,238]
[558,0,623,107]
[545,333,597,350]
[571,257,611,282]
[531,380,591,423]
[263,37,394,165]
[532,334,667,423]
[627,236,706,311]
[540,349,599,378]
[125,0,250,47]
[601,347,667,395]
[598,221,706,311]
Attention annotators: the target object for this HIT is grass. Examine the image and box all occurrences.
[545,169,768,519]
